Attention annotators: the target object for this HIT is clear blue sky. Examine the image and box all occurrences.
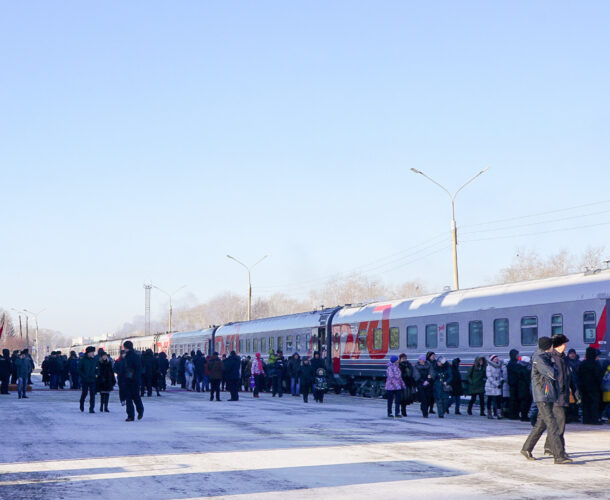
[2,2,610,339]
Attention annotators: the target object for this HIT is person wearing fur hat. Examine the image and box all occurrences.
[485,355,504,419]
[96,350,115,412]
[398,353,416,417]
[120,340,144,421]
[385,355,406,418]
[413,354,433,418]
[433,356,453,418]
[543,334,576,456]
[467,356,487,416]
[521,337,570,464]
[78,346,99,413]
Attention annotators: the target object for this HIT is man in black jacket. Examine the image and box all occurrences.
[194,350,206,393]
[224,351,241,401]
[578,347,604,425]
[506,349,520,420]
[140,349,155,397]
[544,334,576,458]
[521,337,571,464]
[0,349,11,394]
[121,341,144,422]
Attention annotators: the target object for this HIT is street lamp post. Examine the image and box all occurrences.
[152,285,187,334]
[11,308,28,347]
[227,254,269,321]
[24,309,46,366]
[410,167,489,290]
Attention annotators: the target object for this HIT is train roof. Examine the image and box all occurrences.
[335,269,610,322]
[215,307,340,336]
[169,328,215,342]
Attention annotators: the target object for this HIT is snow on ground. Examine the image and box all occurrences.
[0,375,608,499]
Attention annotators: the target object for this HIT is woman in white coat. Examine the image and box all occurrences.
[485,354,504,419]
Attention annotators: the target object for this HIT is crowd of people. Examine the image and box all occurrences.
[2,338,609,434]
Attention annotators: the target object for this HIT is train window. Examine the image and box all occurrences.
[584,311,597,343]
[286,336,293,351]
[425,324,438,348]
[407,326,418,348]
[246,339,251,353]
[390,327,399,350]
[551,314,563,336]
[296,335,301,352]
[277,337,283,351]
[334,333,340,352]
[261,338,266,353]
[373,328,383,350]
[494,318,509,347]
[269,337,274,350]
[253,339,258,352]
[446,323,459,348]
[358,330,368,351]
[239,340,244,353]
[521,317,538,345]
[469,321,483,348]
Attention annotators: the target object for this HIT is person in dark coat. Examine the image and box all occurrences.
[448,358,464,415]
[413,355,433,418]
[467,356,487,416]
[544,334,577,457]
[0,349,11,395]
[96,351,116,412]
[578,347,604,425]
[15,351,32,399]
[310,352,324,376]
[140,349,155,397]
[516,356,532,421]
[506,349,521,420]
[10,350,19,384]
[270,353,286,397]
[433,357,453,418]
[566,349,581,422]
[120,341,144,421]
[169,353,179,386]
[207,352,224,401]
[398,353,415,417]
[299,357,314,403]
[224,351,241,401]
[178,354,187,389]
[521,337,570,464]
[68,351,80,390]
[158,352,169,391]
[287,353,301,397]
[78,347,99,413]
[194,350,207,393]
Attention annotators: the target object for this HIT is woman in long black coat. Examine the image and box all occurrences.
[97,352,116,413]
[398,354,416,417]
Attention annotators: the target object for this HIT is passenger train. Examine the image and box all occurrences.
[56,270,610,394]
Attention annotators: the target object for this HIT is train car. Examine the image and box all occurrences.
[168,328,216,356]
[213,307,341,358]
[331,270,610,394]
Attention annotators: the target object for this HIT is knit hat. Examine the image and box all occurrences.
[390,355,398,363]
[399,353,407,359]
[538,337,553,350]
[552,334,570,347]
[123,340,134,350]
[255,352,261,358]
[489,354,498,363]
[418,354,426,361]
[567,348,576,355]
[85,346,95,354]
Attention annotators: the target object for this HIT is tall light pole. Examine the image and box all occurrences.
[410,167,489,290]
[152,285,186,334]
[24,309,46,366]
[227,254,269,321]
[11,308,27,346]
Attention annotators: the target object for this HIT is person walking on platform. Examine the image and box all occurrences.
[207,352,223,401]
[0,349,11,395]
[398,353,415,417]
[544,334,576,457]
[224,350,241,401]
[121,340,144,421]
[97,350,115,412]
[433,356,452,418]
[140,349,155,397]
[521,337,571,464]
[78,346,99,413]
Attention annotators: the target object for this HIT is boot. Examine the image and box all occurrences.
[80,402,84,412]
[554,457,573,465]
[520,450,535,461]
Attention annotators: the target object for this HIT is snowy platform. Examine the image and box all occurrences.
[1,377,608,499]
